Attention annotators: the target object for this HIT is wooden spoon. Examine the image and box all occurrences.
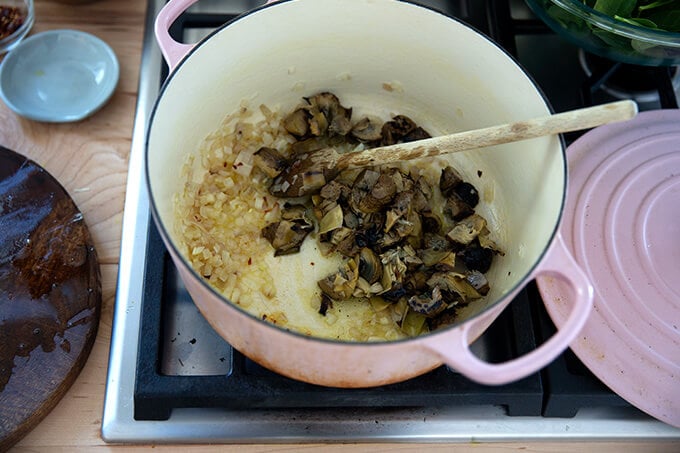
[270,99,638,197]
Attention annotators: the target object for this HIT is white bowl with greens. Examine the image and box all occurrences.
[526,0,680,66]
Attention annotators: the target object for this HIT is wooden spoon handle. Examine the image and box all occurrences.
[337,100,638,170]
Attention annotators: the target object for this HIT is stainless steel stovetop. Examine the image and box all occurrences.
[102,0,680,443]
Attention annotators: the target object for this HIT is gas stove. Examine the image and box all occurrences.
[102,0,680,443]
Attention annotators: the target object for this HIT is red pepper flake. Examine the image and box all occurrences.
[262,196,272,213]
[247,257,252,265]
[0,6,25,40]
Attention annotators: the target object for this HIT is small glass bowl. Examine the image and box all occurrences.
[526,0,680,66]
[0,0,34,56]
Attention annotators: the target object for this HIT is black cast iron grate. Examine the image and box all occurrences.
[136,2,547,422]
[132,0,677,422]
[134,219,543,421]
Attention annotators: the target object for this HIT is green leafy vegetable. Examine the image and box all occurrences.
[586,0,680,32]
[637,0,678,13]
[532,0,680,64]
[593,0,637,18]
[614,15,659,28]
[644,9,680,32]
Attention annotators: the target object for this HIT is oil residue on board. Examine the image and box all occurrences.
[0,146,101,393]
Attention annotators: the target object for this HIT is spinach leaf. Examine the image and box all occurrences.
[548,4,587,29]
[590,0,680,33]
[637,0,678,12]
[592,28,633,49]
[643,9,680,31]
[593,0,637,17]
[541,0,680,62]
[614,15,659,28]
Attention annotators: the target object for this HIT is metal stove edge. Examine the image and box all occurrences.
[101,0,680,443]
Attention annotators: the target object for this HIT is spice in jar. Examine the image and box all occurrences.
[0,5,25,40]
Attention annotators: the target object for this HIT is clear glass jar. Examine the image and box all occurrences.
[0,0,34,55]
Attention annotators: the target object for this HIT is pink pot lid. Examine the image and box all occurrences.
[537,109,680,428]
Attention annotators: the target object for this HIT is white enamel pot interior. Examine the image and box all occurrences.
[147,0,594,387]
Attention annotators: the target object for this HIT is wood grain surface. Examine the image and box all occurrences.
[0,1,677,452]
[0,147,102,450]
[0,0,140,450]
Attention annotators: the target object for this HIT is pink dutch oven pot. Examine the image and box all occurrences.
[147,0,594,387]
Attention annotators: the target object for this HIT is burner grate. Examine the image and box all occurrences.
[131,0,675,425]
[134,220,543,421]
[579,53,679,108]
[527,283,630,418]
[103,0,680,443]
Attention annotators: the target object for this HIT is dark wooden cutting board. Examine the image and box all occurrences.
[0,145,102,451]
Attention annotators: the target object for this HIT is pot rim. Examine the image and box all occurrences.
[144,0,567,347]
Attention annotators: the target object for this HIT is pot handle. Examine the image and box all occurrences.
[155,0,280,73]
[424,233,593,385]
[154,0,201,72]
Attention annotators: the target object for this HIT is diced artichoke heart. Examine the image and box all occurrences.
[301,170,326,192]
[318,204,344,235]
[370,296,392,312]
[447,214,487,246]
[402,310,428,336]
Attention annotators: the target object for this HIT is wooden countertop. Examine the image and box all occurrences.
[0,1,676,451]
